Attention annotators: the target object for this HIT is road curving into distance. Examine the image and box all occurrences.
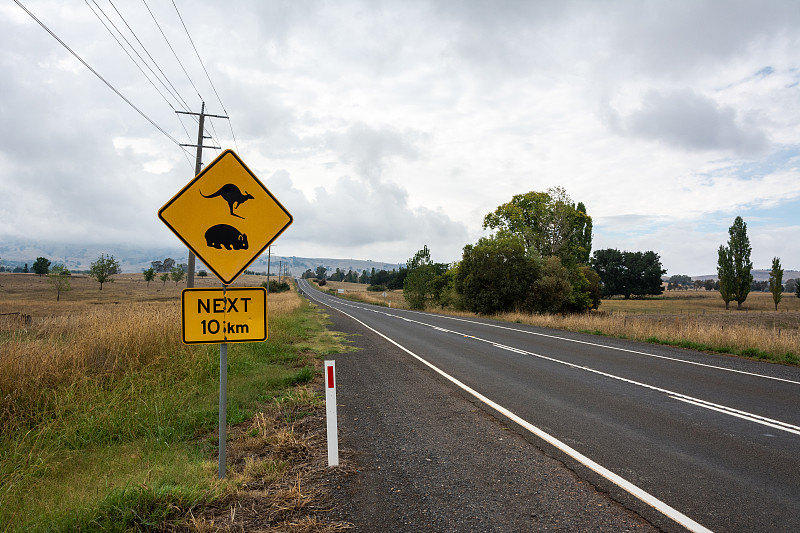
[299,279,800,533]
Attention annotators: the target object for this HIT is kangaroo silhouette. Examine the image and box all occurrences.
[200,184,254,219]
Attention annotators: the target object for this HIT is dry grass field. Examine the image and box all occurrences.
[319,280,408,308]
[314,280,800,364]
[0,272,301,426]
[0,271,343,531]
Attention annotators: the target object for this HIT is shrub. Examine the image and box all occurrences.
[262,280,290,293]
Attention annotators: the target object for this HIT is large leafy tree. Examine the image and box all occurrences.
[591,249,665,299]
[89,254,120,290]
[32,257,51,276]
[527,256,572,313]
[483,187,592,264]
[456,234,540,314]
[591,248,625,298]
[625,251,666,298]
[717,216,753,310]
[769,256,783,311]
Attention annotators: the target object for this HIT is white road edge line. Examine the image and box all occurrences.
[304,286,713,533]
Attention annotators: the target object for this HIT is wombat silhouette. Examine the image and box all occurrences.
[200,184,254,219]
[205,224,248,250]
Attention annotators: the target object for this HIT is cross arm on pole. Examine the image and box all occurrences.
[176,110,229,120]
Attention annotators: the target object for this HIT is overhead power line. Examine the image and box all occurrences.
[85,0,195,152]
[85,1,180,113]
[14,0,191,159]
[172,0,240,153]
[140,0,223,151]
[105,0,194,113]
[142,0,203,102]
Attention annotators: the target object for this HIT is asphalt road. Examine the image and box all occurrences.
[299,280,800,532]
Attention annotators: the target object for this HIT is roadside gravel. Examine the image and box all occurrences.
[321,310,663,532]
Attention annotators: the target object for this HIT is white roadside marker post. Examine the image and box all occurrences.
[325,360,339,466]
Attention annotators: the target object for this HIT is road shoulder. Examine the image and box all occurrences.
[322,309,661,532]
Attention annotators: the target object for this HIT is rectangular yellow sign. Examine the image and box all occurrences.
[181,287,267,345]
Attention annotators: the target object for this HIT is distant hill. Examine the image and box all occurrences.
[0,239,402,277]
[691,270,800,282]
[1,239,793,281]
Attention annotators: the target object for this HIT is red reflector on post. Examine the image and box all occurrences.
[327,364,334,388]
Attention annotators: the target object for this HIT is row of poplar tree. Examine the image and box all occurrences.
[716,216,793,311]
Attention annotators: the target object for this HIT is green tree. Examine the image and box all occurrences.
[592,249,664,299]
[483,187,593,264]
[315,266,327,280]
[527,256,572,313]
[170,266,186,286]
[573,265,601,311]
[430,267,460,310]
[718,216,753,310]
[456,234,539,314]
[23,263,28,273]
[625,251,666,298]
[573,202,593,265]
[667,274,693,291]
[403,245,448,310]
[591,248,625,298]
[89,254,120,290]
[717,245,735,310]
[198,270,208,278]
[160,272,170,286]
[32,257,51,276]
[47,265,71,301]
[329,268,345,282]
[143,267,156,286]
[769,257,783,311]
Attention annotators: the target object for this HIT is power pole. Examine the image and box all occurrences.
[177,102,227,287]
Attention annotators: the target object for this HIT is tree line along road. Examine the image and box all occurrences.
[298,279,800,533]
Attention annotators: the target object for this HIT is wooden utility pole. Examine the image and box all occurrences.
[177,102,227,287]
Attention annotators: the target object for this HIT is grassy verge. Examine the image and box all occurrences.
[0,286,351,532]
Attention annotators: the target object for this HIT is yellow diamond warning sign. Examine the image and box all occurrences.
[181,287,267,344]
[158,149,292,284]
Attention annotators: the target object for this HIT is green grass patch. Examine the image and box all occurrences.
[640,335,792,363]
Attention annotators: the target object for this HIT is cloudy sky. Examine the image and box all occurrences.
[2,0,799,275]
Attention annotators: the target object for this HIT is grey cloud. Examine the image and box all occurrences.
[264,169,467,252]
[606,90,769,156]
[607,1,800,77]
[326,123,423,182]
